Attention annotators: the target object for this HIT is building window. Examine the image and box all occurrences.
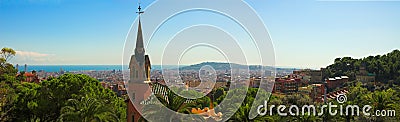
[132,115,135,122]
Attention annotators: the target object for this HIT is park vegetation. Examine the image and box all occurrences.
[0,47,126,122]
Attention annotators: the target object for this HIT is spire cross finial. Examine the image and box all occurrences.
[136,2,144,15]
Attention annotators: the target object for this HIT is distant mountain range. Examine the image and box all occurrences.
[19,63,301,72]
[177,62,298,71]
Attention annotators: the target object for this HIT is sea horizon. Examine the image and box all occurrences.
[15,64,186,72]
[15,64,305,73]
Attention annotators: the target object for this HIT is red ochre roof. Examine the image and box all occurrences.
[24,72,35,77]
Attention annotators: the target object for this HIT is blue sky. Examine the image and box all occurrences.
[1,0,399,69]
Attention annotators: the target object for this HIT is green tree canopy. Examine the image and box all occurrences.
[4,74,126,121]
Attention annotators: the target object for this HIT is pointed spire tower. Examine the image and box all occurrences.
[129,2,151,83]
[134,4,145,65]
[127,2,152,122]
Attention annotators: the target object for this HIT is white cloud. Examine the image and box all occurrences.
[16,51,51,57]
[13,51,55,64]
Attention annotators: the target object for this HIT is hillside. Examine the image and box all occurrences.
[325,49,400,84]
[179,62,243,71]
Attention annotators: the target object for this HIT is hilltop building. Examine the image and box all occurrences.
[356,66,375,83]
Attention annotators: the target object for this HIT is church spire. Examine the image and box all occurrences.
[134,2,145,64]
[135,18,144,51]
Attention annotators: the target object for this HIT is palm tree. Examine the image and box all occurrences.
[58,96,118,122]
[221,87,274,122]
[365,89,396,122]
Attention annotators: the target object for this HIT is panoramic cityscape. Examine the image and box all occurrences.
[1,0,400,122]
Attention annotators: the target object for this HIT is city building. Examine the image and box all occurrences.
[16,69,40,83]
[185,80,227,92]
[298,86,312,96]
[325,76,349,90]
[23,71,40,83]
[293,68,324,83]
[306,83,349,103]
[249,77,261,88]
[310,84,325,102]
[273,76,300,94]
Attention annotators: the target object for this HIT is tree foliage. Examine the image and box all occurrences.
[1,73,126,122]
[0,47,17,77]
[215,87,273,121]
[0,48,18,121]
[58,95,119,122]
[0,47,16,65]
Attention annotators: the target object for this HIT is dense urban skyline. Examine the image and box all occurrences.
[1,0,399,69]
